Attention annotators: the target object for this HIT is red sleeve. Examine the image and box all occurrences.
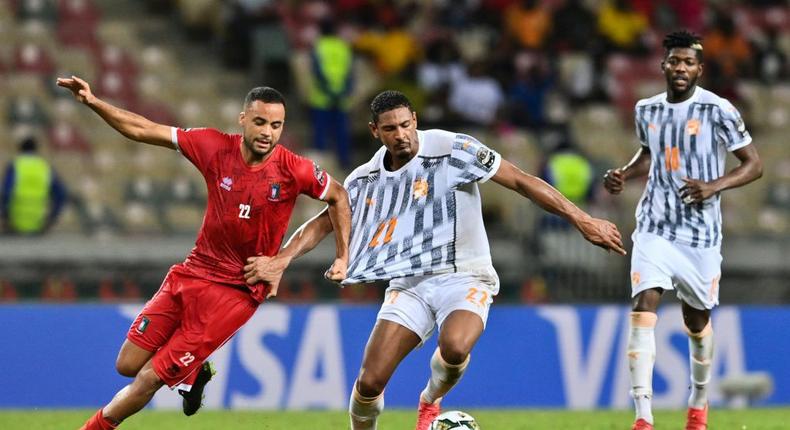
[291,155,331,200]
[172,127,233,172]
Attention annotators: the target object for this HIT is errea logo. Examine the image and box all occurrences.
[220,176,233,191]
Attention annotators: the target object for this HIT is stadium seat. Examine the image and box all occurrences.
[13,41,55,76]
[53,47,97,83]
[15,0,58,23]
[96,20,139,51]
[133,99,177,127]
[250,23,292,88]
[7,95,51,128]
[57,0,100,28]
[51,202,86,234]
[95,70,137,107]
[47,120,91,152]
[97,44,137,77]
[122,200,162,235]
[57,20,99,51]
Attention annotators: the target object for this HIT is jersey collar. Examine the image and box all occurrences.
[664,86,700,107]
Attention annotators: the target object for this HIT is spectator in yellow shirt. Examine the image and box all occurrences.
[354,14,419,76]
[597,0,649,53]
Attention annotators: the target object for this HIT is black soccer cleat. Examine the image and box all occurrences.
[179,361,216,416]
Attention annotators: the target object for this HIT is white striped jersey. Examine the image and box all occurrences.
[633,86,752,248]
[341,129,501,287]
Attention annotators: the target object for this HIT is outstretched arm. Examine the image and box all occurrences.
[56,76,174,149]
[491,159,626,255]
[603,147,651,195]
[680,144,762,204]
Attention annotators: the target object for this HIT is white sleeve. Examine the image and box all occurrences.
[448,134,502,188]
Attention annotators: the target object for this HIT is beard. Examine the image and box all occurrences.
[244,137,275,157]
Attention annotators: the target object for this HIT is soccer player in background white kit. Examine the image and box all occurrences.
[603,31,762,430]
[246,90,626,430]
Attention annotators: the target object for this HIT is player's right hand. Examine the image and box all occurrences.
[603,168,625,194]
[244,255,292,299]
[577,216,627,256]
[324,258,347,283]
[56,75,95,105]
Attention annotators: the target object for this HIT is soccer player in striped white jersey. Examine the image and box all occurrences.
[603,31,763,430]
[246,90,625,430]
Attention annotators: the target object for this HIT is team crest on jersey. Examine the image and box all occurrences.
[220,176,233,191]
[476,147,496,169]
[269,183,281,201]
[686,119,700,136]
[313,162,327,186]
[413,178,429,199]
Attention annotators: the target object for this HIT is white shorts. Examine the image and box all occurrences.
[377,271,499,344]
[631,232,722,310]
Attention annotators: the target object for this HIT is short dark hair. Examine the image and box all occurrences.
[244,86,286,108]
[19,137,37,152]
[370,90,413,123]
[663,30,703,61]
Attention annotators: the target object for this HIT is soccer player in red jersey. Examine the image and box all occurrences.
[57,76,351,430]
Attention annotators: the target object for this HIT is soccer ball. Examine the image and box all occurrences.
[429,410,480,430]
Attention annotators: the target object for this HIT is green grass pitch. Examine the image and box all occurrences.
[0,408,788,429]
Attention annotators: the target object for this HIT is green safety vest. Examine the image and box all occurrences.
[309,36,353,110]
[9,154,51,233]
[548,152,592,205]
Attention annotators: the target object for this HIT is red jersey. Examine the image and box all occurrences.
[170,127,330,302]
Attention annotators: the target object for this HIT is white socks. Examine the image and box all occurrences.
[687,322,714,409]
[349,383,384,430]
[627,310,714,421]
[420,347,470,405]
[347,348,470,429]
[628,312,657,424]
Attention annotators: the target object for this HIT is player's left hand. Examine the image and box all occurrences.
[244,255,292,299]
[680,177,717,205]
[324,258,347,283]
[577,216,627,256]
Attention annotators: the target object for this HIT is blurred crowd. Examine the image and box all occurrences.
[0,0,788,301]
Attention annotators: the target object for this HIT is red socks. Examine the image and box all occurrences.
[79,409,118,430]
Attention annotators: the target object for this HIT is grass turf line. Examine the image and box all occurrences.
[1,408,787,429]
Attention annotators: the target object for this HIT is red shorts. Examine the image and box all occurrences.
[127,268,258,388]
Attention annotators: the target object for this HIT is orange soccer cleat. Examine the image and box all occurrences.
[685,404,708,430]
[415,399,442,430]
[631,418,654,430]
